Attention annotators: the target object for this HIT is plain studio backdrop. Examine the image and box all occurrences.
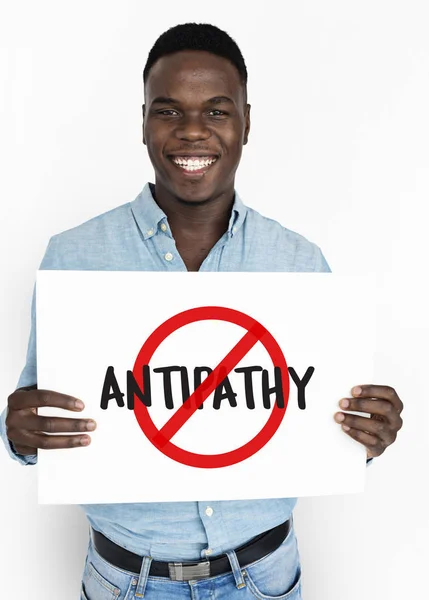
[0,1,428,598]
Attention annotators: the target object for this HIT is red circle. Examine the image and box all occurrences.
[133,307,289,468]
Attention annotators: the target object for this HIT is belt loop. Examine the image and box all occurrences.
[135,555,152,598]
[225,550,246,589]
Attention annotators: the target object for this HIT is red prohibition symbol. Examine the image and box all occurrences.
[133,306,290,468]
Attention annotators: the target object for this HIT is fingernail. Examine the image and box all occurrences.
[352,386,362,396]
[86,420,96,431]
[335,413,345,422]
[342,425,351,431]
[340,399,350,408]
[80,436,91,445]
[75,400,85,409]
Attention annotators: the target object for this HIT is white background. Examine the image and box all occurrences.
[0,1,428,598]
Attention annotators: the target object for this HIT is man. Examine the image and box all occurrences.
[1,22,403,599]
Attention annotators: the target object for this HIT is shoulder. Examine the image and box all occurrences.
[53,201,132,241]
[244,207,331,272]
[40,202,132,269]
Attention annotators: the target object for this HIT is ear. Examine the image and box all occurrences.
[142,104,146,146]
[243,104,251,146]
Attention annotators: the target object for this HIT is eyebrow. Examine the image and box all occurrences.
[151,95,234,106]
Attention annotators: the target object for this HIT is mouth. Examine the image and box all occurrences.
[167,155,219,177]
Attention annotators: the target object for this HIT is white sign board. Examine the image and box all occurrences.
[36,272,375,504]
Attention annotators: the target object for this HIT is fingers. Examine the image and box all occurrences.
[334,384,403,458]
[9,389,85,412]
[336,383,403,430]
[336,398,403,429]
[23,413,97,434]
[334,413,397,446]
[11,430,92,450]
[350,385,403,413]
[339,426,382,457]
[6,388,96,451]
[7,415,96,450]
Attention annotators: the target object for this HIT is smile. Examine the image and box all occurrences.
[168,156,218,175]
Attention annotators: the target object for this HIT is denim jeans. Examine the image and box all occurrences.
[80,519,302,599]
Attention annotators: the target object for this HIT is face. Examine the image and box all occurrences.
[142,50,250,204]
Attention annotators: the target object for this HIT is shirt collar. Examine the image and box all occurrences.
[130,182,247,240]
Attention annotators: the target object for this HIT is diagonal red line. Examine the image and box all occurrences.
[152,321,267,448]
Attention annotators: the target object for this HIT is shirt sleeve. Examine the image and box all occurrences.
[313,245,332,272]
[0,236,58,466]
[0,284,38,465]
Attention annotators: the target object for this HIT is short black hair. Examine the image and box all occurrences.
[143,22,248,94]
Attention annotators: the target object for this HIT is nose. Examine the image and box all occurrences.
[174,113,211,142]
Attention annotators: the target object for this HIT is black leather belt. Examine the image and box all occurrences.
[91,519,290,582]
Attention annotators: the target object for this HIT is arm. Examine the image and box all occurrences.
[1,237,95,464]
[0,282,38,465]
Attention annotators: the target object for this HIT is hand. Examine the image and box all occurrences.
[334,385,403,459]
[6,388,97,456]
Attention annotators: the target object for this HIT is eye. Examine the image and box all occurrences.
[158,110,178,116]
[156,109,227,117]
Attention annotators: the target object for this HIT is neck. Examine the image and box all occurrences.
[150,182,234,238]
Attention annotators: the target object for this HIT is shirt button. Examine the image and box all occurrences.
[204,548,213,556]
[205,506,214,517]
[232,226,237,233]
[160,223,167,232]
[147,229,154,236]
[164,252,174,262]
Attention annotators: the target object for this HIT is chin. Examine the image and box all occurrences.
[169,181,219,205]
[175,193,215,206]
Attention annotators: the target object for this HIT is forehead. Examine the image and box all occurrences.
[145,50,243,102]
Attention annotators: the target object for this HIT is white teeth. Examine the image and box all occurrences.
[172,157,217,170]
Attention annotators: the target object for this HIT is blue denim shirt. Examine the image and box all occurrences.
[1,182,339,561]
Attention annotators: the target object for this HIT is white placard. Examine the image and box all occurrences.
[36,272,375,504]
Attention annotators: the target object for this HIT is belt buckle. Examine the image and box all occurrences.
[168,560,211,581]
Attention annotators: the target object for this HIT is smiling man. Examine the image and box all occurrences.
[142,39,251,274]
[1,22,403,600]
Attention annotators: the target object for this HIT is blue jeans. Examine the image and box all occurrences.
[80,520,302,599]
